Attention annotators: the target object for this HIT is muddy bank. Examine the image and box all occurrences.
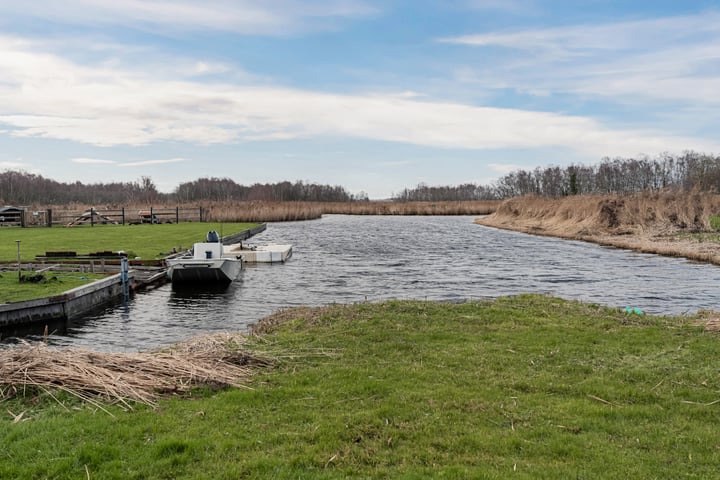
[475,192,720,266]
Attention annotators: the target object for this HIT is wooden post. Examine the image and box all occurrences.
[176,206,179,224]
[20,208,25,228]
[90,208,95,227]
[199,206,203,222]
[150,207,154,224]
[47,209,52,227]
[121,207,125,225]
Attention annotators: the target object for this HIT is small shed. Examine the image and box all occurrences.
[0,206,24,226]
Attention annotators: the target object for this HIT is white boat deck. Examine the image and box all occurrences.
[223,244,293,263]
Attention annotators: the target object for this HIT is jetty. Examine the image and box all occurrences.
[0,223,271,334]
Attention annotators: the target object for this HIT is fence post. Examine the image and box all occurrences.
[20,208,26,227]
[47,209,52,227]
[150,207,154,224]
[176,206,179,224]
[90,208,95,227]
[199,206,203,222]
[121,207,125,225]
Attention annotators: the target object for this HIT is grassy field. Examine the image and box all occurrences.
[0,272,108,303]
[2,295,719,478]
[0,222,258,262]
[0,222,257,303]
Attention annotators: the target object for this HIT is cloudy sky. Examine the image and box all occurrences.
[1,1,719,198]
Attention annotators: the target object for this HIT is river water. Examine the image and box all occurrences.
[8,215,720,351]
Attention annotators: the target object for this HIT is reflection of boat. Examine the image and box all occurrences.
[166,232,242,284]
[222,243,293,263]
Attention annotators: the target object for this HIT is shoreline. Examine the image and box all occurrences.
[476,206,720,267]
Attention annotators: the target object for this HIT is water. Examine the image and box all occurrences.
[8,215,720,351]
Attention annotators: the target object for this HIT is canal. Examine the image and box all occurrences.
[8,215,720,351]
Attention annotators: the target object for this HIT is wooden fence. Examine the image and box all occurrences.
[11,207,205,227]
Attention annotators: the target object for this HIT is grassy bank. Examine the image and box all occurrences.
[2,296,720,478]
[0,272,108,303]
[476,191,720,265]
[0,222,258,262]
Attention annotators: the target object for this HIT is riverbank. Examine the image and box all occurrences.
[2,296,719,477]
[476,191,720,266]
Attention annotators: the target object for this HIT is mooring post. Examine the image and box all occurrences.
[120,256,130,300]
[15,240,21,281]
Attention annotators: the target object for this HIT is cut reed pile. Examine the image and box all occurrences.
[0,333,269,411]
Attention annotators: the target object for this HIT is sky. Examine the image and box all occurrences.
[1,1,720,199]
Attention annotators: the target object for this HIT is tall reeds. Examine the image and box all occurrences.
[476,190,720,265]
[30,200,500,223]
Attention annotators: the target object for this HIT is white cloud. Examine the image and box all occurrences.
[439,11,720,106]
[120,158,187,167]
[0,0,378,35]
[0,33,717,159]
[0,160,30,169]
[71,157,117,164]
[488,163,523,174]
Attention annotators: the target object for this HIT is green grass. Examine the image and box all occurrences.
[2,295,720,478]
[0,272,108,303]
[710,215,720,231]
[0,222,258,262]
[0,222,257,303]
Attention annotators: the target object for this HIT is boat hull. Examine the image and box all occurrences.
[166,258,242,284]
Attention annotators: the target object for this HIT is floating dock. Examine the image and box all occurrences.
[223,244,293,263]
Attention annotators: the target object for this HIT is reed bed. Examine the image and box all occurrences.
[0,332,269,411]
[476,190,720,265]
[32,200,499,224]
[171,200,499,221]
[320,200,499,216]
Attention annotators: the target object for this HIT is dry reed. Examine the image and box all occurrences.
[0,332,269,410]
[33,200,500,224]
[476,190,720,266]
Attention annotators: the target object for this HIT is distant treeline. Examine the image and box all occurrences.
[174,178,368,203]
[2,151,719,205]
[0,173,368,205]
[393,151,720,201]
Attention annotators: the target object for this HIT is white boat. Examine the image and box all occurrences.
[166,233,242,284]
[223,243,293,263]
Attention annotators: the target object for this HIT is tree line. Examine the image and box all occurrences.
[0,172,367,205]
[392,151,720,201]
[2,151,719,205]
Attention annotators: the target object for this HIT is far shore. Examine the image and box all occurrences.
[475,192,720,267]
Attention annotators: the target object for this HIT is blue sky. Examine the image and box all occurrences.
[1,1,719,198]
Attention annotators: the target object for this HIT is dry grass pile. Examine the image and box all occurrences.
[0,333,269,410]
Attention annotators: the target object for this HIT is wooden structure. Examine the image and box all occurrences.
[0,206,24,226]
[66,208,119,226]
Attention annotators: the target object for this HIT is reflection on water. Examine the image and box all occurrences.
[4,215,720,351]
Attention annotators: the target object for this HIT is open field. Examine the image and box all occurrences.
[476,191,720,265]
[0,222,258,263]
[2,296,720,478]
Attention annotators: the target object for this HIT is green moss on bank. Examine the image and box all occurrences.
[2,295,719,478]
